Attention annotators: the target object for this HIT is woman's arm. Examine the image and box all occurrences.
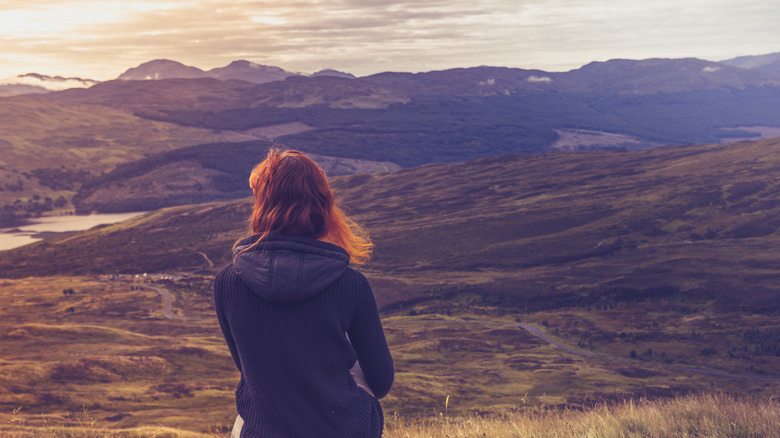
[214,265,243,373]
[347,274,394,399]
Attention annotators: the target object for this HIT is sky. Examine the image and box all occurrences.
[0,0,778,80]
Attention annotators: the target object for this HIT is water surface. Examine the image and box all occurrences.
[0,212,146,251]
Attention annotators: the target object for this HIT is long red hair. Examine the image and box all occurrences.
[238,148,372,265]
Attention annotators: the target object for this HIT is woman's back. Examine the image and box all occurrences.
[215,234,393,437]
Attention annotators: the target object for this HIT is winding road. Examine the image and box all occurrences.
[147,285,197,321]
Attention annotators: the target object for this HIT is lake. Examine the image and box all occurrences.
[0,212,147,251]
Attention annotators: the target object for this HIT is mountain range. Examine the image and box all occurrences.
[0,59,355,96]
[2,52,779,97]
[2,53,780,226]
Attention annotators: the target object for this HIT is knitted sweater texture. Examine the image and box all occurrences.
[214,234,394,437]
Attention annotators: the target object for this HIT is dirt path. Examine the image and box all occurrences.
[514,323,780,382]
[403,317,780,383]
[147,285,196,321]
[196,251,214,268]
[139,290,779,383]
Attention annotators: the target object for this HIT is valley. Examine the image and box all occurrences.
[1,137,779,435]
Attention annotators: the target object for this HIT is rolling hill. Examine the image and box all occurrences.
[721,52,780,78]
[0,74,400,225]
[564,58,780,93]
[0,93,253,225]
[45,58,780,172]
[3,136,779,315]
[70,140,400,213]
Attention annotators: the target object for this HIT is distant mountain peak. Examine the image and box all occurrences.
[311,69,356,79]
[226,60,253,67]
[223,60,262,69]
[130,59,195,69]
[720,52,780,79]
[218,60,285,72]
[206,60,293,84]
[117,59,208,81]
[720,52,780,69]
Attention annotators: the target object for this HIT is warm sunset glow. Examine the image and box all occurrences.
[0,2,175,36]
[0,0,778,79]
[249,14,288,25]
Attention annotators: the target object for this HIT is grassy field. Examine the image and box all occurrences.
[0,276,237,435]
[0,274,777,435]
[383,393,780,438]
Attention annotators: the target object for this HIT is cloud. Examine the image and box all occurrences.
[63,0,522,77]
[0,1,177,37]
[0,73,98,90]
[0,0,779,79]
[527,75,552,83]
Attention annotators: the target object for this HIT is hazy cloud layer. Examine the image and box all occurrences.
[0,0,778,79]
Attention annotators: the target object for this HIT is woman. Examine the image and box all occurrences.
[214,149,394,438]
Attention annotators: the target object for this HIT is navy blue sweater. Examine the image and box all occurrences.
[214,234,394,437]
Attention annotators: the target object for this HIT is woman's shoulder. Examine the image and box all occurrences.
[213,263,241,291]
[335,268,379,310]
[214,263,233,280]
[340,267,372,289]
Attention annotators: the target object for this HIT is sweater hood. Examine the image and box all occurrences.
[232,234,349,303]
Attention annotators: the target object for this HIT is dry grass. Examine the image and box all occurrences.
[4,406,225,438]
[384,393,779,438]
[0,276,237,436]
[4,393,776,437]
[0,277,776,434]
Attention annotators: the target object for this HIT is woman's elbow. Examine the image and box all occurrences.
[371,366,394,399]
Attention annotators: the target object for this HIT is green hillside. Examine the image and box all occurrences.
[70,140,399,213]
[0,94,249,226]
[3,137,780,315]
